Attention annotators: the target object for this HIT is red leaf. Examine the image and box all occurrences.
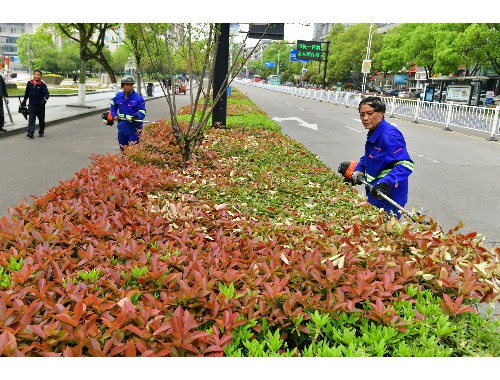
[55,313,79,327]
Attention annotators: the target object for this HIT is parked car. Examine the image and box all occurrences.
[383,89,399,97]
[409,88,422,98]
[469,93,485,106]
[398,89,409,98]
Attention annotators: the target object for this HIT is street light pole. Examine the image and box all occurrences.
[277,51,280,76]
[362,23,375,93]
[27,35,31,77]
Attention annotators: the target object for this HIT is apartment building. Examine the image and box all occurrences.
[0,23,42,71]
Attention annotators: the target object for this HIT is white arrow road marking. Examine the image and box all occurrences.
[272,117,318,130]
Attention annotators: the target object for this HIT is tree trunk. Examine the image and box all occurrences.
[78,58,86,106]
[136,60,143,96]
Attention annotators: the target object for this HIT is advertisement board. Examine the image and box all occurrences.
[446,85,472,104]
[361,60,371,74]
[485,91,494,106]
[424,85,435,102]
[394,74,407,84]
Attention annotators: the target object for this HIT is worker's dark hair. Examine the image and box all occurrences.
[358,96,386,113]
[33,69,43,76]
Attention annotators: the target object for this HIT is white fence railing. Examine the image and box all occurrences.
[236,79,500,141]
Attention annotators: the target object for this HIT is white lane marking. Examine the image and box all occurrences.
[345,125,362,133]
[408,149,440,163]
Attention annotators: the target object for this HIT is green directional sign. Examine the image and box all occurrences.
[296,40,322,61]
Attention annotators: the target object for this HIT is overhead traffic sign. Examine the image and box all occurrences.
[296,40,322,61]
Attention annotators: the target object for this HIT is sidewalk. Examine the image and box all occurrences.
[0,83,177,139]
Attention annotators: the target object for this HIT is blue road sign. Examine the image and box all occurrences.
[290,49,310,63]
[265,62,276,68]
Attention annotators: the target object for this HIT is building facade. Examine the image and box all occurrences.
[0,23,42,72]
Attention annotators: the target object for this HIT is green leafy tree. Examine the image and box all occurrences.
[111,44,132,74]
[377,23,469,81]
[453,23,500,76]
[326,24,382,89]
[16,27,58,74]
[58,41,80,76]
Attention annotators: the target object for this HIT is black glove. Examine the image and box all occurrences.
[351,171,364,185]
[40,99,47,106]
[4,98,8,104]
[21,100,26,107]
[131,115,139,123]
[370,182,391,200]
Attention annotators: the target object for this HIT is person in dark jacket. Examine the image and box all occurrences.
[351,96,414,218]
[22,70,50,138]
[0,75,9,132]
[109,75,146,151]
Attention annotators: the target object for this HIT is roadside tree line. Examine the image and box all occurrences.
[249,23,500,89]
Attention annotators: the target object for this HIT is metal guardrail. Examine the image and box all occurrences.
[237,79,500,141]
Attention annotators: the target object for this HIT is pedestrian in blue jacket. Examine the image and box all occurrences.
[351,96,414,218]
[22,70,49,138]
[109,75,146,151]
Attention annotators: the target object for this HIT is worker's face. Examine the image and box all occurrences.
[33,71,42,82]
[359,104,384,131]
[122,83,134,95]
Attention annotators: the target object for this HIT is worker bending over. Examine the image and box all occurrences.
[352,96,414,218]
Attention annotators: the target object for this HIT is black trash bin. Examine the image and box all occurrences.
[146,82,154,96]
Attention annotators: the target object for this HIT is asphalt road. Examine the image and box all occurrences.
[0,95,191,217]
[233,82,500,249]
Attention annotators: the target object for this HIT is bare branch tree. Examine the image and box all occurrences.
[126,23,268,165]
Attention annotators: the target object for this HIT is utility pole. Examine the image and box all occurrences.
[212,23,230,128]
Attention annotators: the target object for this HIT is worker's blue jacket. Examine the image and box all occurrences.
[354,118,414,215]
[109,90,146,134]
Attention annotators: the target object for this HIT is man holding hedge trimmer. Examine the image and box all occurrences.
[108,75,146,151]
[339,96,414,219]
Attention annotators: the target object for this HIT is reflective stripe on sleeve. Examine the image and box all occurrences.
[395,160,414,171]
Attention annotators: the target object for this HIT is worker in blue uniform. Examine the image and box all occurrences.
[109,75,146,151]
[351,97,414,218]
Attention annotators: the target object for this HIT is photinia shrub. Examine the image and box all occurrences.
[0,88,498,357]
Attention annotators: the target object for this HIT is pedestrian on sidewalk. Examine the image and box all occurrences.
[109,75,146,151]
[73,73,78,85]
[22,70,50,138]
[0,75,9,132]
[351,96,414,218]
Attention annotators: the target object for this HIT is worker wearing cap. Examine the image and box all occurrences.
[109,75,146,151]
[351,96,414,217]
